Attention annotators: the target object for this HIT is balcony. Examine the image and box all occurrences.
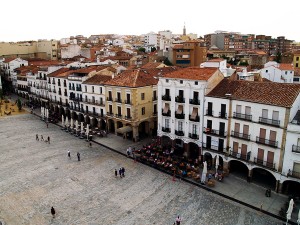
[259,117,280,127]
[64,83,67,87]
[162,127,171,133]
[288,169,300,179]
[205,109,214,117]
[254,158,276,170]
[162,95,171,101]
[124,116,132,120]
[175,96,185,103]
[189,98,200,105]
[189,115,200,122]
[229,150,249,161]
[107,97,113,102]
[175,113,185,119]
[124,99,132,105]
[76,87,82,92]
[115,98,122,103]
[64,93,68,97]
[153,112,157,116]
[202,143,226,153]
[53,90,56,93]
[292,145,300,153]
[115,114,122,119]
[152,96,157,101]
[219,112,227,119]
[162,109,171,117]
[58,91,62,95]
[256,137,278,148]
[175,130,184,136]
[106,112,114,117]
[189,133,199,139]
[233,112,252,121]
[231,131,250,140]
[58,83,61,87]
[204,128,227,137]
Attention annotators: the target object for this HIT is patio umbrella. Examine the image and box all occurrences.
[86,124,90,139]
[201,161,207,184]
[215,155,219,172]
[297,209,300,225]
[75,120,79,132]
[70,118,74,129]
[286,198,294,224]
[45,108,48,119]
[65,117,69,128]
[41,107,44,118]
[61,115,65,127]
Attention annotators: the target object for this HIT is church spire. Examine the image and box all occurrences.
[183,22,186,36]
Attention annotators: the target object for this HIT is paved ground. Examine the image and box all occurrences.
[0,114,285,225]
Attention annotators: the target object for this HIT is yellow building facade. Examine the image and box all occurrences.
[294,51,300,68]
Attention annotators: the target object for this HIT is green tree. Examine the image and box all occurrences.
[164,58,173,66]
[17,98,22,111]
[151,47,156,52]
[138,47,146,53]
[275,52,282,63]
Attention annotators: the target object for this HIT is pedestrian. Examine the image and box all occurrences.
[121,167,125,177]
[46,122,49,128]
[119,168,122,178]
[89,141,92,148]
[176,215,181,225]
[51,206,55,218]
[41,135,44,141]
[126,148,130,157]
[36,134,39,141]
[77,152,80,161]
[68,150,71,158]
[48,136,50,144]
[115,169,118,177]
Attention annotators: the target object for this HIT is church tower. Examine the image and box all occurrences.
[183,23,186,36]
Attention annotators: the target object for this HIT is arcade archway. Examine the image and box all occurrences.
[228,160,248,180]
[252,168,276,190]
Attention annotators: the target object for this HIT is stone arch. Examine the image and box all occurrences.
[174,138,184,156]
[85,115,90,125]
[251,167,277,190]
[78,113,84,123]
[71,111,77,120]
[161,135,172,148]
[91,117,98,128]
[138,121,150,139]
[65,108,70,118]
[281,180,300,197]
[203,152,213,170]
[117,121,123,129]
[108,119,115,133]
[100,119,106,130]
[188,142,199,160]
[214,155,224,171]
[228,159,249,180]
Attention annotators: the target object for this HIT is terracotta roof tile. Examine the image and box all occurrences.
[279,63,294,71]
[47,68,72,78]
[163,67,218,81]
[141,62,165,69]
[207,79,300,107]
[3,57,17,63]
[83,74,112,85]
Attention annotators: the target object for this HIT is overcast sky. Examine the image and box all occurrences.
[1,0,299,42]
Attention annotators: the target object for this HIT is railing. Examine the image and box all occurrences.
[76,87,82,91]
[175,113,185,119]
[231,131,250,140]
[202,143,226,153]
[259,117,280,127]
[64,93,68,97]
[124,99,132,104]
[204,128,227,137]
[219,112,227,119]
[175,130,184,136]
[292,145,300,153]
[106,112,114,116]
[189,115,200,122]
[229,150,249,161]
[288,169,300,179]
[233,112,252,121]
[58,91,61,95]
[162,109,171,117]
[124,116,132,120]
[115,98,122,103]
[106,97,113,101]
[175,96,185,103]
[162,95,171,101]
[162,127,171,133]
[205,109,214,116]
[256,137,278,148]
[115,114,122,119]
[254,158,276,170]
[189,133,199,139]
[153,112,157,116]
[189,98,200,105]
[53,90,56,93]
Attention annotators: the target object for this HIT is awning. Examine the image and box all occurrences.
[163,103,169,114]
[116,126,133,134]
[177,105,183,114]
[191,108,198,120]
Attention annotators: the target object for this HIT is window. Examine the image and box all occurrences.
[192,124,197,134]
[180,80,183,84]
[178,121,183,131]
[166,79,169,83]
[296,63,299,68]
[165,119,170,128]
[296,57,299,61]
[141,93,145,100]
[92,86,94,93]
[142,107,145,115]
[195,81,198,85]
[294,77,299,82]
[85,86,87,92]
[100,87,102,94]
[266,70,268,73]
[285,71,287,75]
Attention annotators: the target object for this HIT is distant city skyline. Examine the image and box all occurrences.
[2,0,300,42]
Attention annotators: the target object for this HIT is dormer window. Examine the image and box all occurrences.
[166,79,169,83]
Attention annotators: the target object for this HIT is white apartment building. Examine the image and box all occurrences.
[260,61,294,83]
[205,79,300,194]
[157,67,224,159]
[144,32,158,47]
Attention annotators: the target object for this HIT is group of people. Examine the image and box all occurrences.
[36,134,50,144]
[115,167,126,178]
[67,150,81,161]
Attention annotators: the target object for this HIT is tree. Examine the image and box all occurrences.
[151,47,156,52]
[275,52,282,63]
[17,98,22,111]
[138,47,146,53]
[164,58,173,66]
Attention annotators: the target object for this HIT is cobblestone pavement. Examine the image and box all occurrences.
[0,114,283,225]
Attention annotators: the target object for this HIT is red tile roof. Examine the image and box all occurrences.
[3,57,17,63]
[207,79,300,107]
[163,67,218,81]
[47,68,72,78]
[141,62,165,69]
[279,63,294,71]
[207,58,224,62]
[83,74,112,85]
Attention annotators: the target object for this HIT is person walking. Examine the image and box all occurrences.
[68,150,71,159]
[115,169,118,177]
[51,206,56,218]
[41,135,44,141]
[119,168,122,178]
[47,136,50,144]
[46,122,49,128]
[77,152,80,161]
[36,134,39,141]
[176,216,181,225]
[121,167,125,177]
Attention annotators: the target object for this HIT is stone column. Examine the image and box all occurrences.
[247,169,253,182]
[275,181,283,193]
